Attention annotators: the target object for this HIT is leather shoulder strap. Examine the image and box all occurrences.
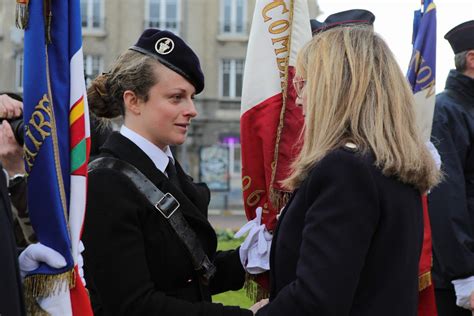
[88,157,216,282]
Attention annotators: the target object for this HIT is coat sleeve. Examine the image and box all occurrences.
[210,248,247,295]
[429,103,474,284]
[257,151,380,315]
[83,168,251,316]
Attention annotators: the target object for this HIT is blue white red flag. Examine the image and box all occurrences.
[241,0,310,229]
[22,0,92,314]
[406,0,437,142]
[406,2,438,315]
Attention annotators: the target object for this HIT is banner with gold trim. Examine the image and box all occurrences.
[406,1,438,315]
[240,0,311,297]
[22,0,92,314]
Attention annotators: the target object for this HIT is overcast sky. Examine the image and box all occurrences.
[315,0,474,92]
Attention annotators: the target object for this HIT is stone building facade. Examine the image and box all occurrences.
[0,0,319,211]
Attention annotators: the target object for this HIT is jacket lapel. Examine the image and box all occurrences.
[101,133,213,230]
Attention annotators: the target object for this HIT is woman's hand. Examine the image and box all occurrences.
[249,298,269,315]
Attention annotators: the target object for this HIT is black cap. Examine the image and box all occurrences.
[444,20,474,54]
[130,29,205,94]
[311,9,375,35]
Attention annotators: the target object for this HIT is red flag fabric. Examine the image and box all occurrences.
[241,0,311,231]
[418,194,438,316]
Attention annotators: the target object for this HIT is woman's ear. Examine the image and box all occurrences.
[123,90,141,115]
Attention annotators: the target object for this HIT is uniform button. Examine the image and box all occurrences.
[187,278,193,283]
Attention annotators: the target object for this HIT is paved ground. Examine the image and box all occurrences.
[208,212,248,230]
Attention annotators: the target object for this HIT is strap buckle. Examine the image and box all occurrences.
[198,256,216,285]
[154,193,180,219]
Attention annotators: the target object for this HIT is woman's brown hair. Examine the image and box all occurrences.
[87,50,159,119]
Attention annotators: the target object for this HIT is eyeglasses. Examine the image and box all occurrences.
[292,77,306,98]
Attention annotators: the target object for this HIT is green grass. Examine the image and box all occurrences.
[212,236,254,308]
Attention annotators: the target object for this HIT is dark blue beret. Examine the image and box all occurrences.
[445,20,474,54]
[311,9,375,35]
[130,29,205,94]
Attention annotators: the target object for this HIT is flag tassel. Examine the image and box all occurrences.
[23,269,75,315]
[269,188,292,212]
[15,0,30,29]
[244,274,270,302]
[419,271,432,291]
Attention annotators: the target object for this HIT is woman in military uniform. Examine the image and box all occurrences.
[82,29,253,316]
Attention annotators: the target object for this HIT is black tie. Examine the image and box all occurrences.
[166,158,181,190]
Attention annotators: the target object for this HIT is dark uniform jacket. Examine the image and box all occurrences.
[429,70,474,289]
[83,132,251,316]
[0,164,25,316]
[257,148,423,316]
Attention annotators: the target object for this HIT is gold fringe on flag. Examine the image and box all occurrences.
[23,269,75,315]
[244,274,269,303]
[269,188,291,212]
[418,271,432,291]
[15,0,30,29]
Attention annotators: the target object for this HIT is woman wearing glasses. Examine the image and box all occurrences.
[254,10,441,316]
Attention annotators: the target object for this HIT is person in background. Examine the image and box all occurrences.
[0,93,34,247]
[0,93,68,316]
[83,29,257,315]
[428,20,474,315]
[252,10,440,316]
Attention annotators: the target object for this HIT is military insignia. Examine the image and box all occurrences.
[154,37,174,55]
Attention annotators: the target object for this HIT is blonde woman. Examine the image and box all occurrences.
[254,10,440,316]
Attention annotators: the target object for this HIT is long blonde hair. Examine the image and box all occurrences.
[283,25,440,193]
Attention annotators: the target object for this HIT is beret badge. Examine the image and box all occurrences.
[155,37,175,55]
[130,29,205,94]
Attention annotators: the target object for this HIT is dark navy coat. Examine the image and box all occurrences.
[429,70,474,289]
[83,132,251,316]
[257,148,423,316]
[0,164,25,316]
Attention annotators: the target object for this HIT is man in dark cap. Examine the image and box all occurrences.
[428,20,474,316]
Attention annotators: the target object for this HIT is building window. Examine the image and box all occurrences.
[81,0,104,31]
[145,0,180,34]
[220,59,244,99]
[83,55,103,87]
[15,53,23,92]
[220,0,246,35]
[219,135,241,176]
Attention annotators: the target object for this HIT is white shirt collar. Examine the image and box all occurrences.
[120,125,173,174]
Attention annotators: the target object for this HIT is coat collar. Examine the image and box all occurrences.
[445,69,474,102]
[100,132,213,231]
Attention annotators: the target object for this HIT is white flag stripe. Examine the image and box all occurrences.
[290,0,312,66]
[69,46,89,266]
[413,90,436,142]
[241,0,311,115]
[69,175,87,264]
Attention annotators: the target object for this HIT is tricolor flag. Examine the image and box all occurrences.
[406,1,437,315]
[407,0,437,142]
[241,0,311,231]
[22,0,92,314]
